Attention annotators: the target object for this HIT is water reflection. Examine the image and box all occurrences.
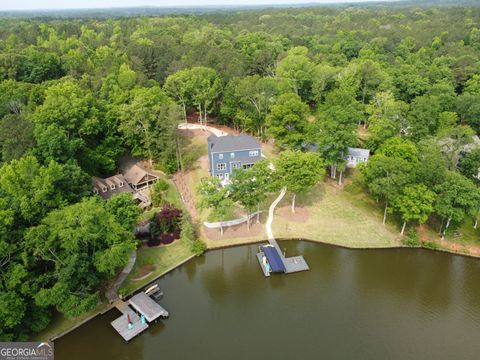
[56,241,480,360]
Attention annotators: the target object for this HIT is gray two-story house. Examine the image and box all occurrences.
[208,133,262,182]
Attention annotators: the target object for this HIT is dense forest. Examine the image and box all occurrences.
[2,4,480,340]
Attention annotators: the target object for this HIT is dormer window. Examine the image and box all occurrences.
[102,186,107,193]
[93,188,99,194]
[119,182,124,187]
[110,184,116,190]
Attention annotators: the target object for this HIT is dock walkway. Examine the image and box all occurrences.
[260,187,310,276]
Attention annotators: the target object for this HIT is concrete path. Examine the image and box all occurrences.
[266,187,287,241]
[264,187,310,274]
[178,123,228,137]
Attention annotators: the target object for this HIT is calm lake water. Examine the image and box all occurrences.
[55,241,480,360]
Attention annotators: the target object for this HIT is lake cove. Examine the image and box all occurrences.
[55,240,480,360]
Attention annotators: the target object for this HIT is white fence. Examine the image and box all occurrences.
[203,211,262,229]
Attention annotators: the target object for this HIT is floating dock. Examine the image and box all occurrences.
[256,242,309,277]
[110,291,169,342]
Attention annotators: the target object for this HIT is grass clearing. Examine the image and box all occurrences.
[272,181,401,248]
[119,238,194,295]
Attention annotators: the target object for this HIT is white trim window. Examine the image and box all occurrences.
[249,150,259,157]
[230,152,235,159]
[217,163,226,171]
[216,173,224,179]
[242,163,253,169]
[219,153,224,160]
[232,163,241,170]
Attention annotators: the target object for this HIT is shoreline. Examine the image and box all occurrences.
[48,235,479,342]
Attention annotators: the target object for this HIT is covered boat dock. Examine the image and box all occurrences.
[110,291,169,342]
[262,245,286,273]
[129,292,169,322]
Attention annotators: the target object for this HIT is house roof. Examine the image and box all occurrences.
[123,164,159,185]
[348,147,370,158]
[208,133,260,153]
[92,175,134,200]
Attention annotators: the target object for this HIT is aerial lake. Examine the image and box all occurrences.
[55,240,480,360]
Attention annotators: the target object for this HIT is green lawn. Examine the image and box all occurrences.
[272,181,401,248]
[119,238,194,295]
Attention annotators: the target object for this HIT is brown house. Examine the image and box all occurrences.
[92,175,134,200]
[123,164,159,190]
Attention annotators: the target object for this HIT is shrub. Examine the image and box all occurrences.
[402,228,420,247]
[147,237,161,247]
[156,205,182,233]
[160,233,175,244]
[192,240,207,256]
[422,241,440,250]
[151,179,170,207]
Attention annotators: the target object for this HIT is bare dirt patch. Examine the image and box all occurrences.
[179,128,210,139]
[277,205,310,223]
[204,221,263,240]
[276,206,310,223]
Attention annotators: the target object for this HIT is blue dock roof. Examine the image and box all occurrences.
[262,246,286,273]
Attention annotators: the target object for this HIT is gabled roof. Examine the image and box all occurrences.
[208,133,260,153]
[123,164,159,185]
[92,174,134,200]
[348,147,370,158]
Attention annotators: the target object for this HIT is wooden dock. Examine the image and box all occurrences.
[110,292,169,341]
[110,306,149,342]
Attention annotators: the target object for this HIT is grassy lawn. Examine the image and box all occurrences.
[119,238,194,295]
[272,181,401,248]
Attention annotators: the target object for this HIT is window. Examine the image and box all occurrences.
[93,188,99,194]
[230,152,235,159]
[119,182,124,187]
[102,186,107,193]
[217,163,226,171]
[242,163,253,169]
[219,153,224,160]
[249,150,259,157]
[110,184,116,190]
[216,173,223,179]
[232,163,241,170]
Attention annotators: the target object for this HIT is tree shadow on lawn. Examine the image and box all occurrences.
[282,183,326,208]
